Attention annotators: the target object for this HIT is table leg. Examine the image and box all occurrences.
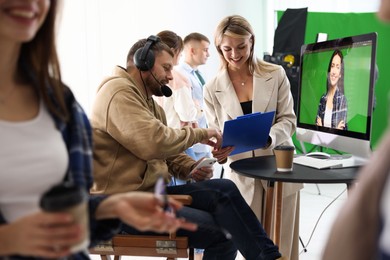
[273,182,283,246]
[264,181,275,236]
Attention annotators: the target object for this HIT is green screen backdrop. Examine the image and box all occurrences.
[277,11,390,151]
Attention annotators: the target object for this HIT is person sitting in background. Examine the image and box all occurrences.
[154,30,202,187]
[155,31,212,164]
[154,30,198,132]
[0,1,195,258]
[90,35,283,260]
[156,29,209,259]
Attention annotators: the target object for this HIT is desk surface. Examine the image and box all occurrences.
[230,155,360,184]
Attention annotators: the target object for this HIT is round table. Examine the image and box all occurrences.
[230,155,360,245]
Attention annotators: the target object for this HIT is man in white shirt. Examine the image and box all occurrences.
[176,32,211,160]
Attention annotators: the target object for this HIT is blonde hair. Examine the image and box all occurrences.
[214,15,278,76]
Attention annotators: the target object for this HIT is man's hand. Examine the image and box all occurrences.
[190,158,215,182]
[201,128,222,149]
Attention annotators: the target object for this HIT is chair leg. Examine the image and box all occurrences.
[114,256,121,260]
[189,248,195,260]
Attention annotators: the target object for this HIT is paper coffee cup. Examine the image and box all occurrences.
[40,182,90,253]
[274,145,295,172]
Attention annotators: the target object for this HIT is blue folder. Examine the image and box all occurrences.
[222,111,275,155]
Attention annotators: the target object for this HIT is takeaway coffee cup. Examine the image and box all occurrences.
[274,145,295,172]
[40,182,89,253]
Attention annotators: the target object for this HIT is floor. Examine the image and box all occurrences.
[297,183,347,260]
[90,183,348,260]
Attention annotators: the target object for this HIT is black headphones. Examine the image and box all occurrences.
[133,35,160,71]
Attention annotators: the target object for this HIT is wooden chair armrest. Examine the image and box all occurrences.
[90,195,194,260]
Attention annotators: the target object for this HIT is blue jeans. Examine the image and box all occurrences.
[121,179,281,260]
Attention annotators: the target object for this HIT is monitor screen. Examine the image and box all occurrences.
[296,32,377,158]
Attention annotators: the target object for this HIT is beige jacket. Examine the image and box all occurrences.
[90,66,208,195]
[204,65,303,205]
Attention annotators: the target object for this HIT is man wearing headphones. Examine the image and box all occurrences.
[90,36,282,260]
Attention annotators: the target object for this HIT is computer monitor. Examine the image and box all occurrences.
[296,32,377,160]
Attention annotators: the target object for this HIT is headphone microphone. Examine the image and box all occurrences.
[161,85,173,97]
[134,35,173,97]
[150,71,172,97]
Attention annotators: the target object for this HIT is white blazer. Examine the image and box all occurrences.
[204,65,303,205]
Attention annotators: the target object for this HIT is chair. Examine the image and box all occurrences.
[89,195,194,260]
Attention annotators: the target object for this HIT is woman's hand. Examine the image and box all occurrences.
[201,129,222,149]
[337,120,345,129]
[316,116,323,126]
[0,212,82,258]
[96,192,197,234]
[212,146,235,163]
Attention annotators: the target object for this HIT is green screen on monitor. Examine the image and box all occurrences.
[297,33,376,141]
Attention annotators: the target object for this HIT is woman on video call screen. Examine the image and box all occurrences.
[315,49,348,130]
[299,45,371,134]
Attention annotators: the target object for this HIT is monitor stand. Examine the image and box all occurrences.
[306,151,331,160]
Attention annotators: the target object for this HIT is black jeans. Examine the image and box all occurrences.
[122,179,281,260]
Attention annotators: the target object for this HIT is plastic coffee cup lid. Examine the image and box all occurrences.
[274,145,295,151]
[40,182,87,211]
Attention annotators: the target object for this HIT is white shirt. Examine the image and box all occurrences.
[324,107,332,127]
[155,69,198,128]
[177,62,209,154]
[0,103,68,222]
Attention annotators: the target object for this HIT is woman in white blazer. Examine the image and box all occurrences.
[204,15,303,260]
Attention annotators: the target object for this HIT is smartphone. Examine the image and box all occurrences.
[190,157,217,175]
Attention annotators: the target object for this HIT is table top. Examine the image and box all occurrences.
[230,155,360,184]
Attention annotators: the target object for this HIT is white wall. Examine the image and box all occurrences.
[57,0,270,113]
[57,0,381,114]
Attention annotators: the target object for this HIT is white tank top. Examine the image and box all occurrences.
[324,107,332,128]
[0,103,68,222]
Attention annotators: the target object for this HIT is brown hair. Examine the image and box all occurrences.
[183,32,210,45]
[126,37,174,68]
[326,49,345,93]
[214,15,278,75]
[19,0,69,122]
[157,30,183,53]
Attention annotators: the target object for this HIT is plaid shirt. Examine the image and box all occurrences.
[0,87,120,260]
[316,88,348,130]
[55,88,121,252]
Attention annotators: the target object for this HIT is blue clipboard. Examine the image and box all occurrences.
[222,111,275,155]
